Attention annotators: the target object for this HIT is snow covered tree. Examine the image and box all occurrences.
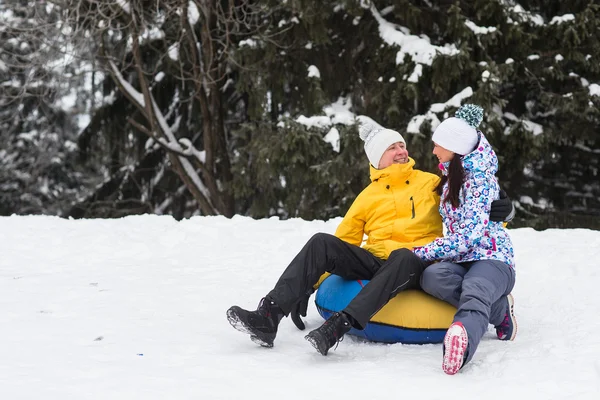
[0,1,91,215]
[236,0,600,226]
[2,0,598,228]
[51,0,308,219]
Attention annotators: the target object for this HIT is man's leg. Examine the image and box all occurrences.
[342,248,428,329]
[267,232,382,315]
[305,248,427,355]
[227,232,381,347]
[421,261,512,329]
[452,260,515,365]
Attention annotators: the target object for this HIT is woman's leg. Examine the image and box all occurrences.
[453,259,516,365]
[421,261,512,330]
[420,261,467,307]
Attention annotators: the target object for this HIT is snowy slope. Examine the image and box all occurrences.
[1,215,599,399]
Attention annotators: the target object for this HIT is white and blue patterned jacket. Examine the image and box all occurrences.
[413,133,515,268]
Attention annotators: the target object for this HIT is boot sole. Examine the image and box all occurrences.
[443,322,468,375]
[506,294,518,341]
[304,331,329,356]
[226,307,274,348]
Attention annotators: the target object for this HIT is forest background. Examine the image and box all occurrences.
[1,0,598,230]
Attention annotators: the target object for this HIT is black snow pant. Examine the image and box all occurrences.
[267,233,428,329]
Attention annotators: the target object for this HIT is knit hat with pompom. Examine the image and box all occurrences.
[357,117,405,168]
[431,104,483,155]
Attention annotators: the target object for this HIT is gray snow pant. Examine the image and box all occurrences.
[420,260,515,364]
[267,233,427,329]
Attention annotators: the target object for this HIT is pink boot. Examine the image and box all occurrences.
[495,294,517,341]
[442,322,468,375]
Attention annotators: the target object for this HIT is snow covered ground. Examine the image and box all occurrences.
[1,215,599,399]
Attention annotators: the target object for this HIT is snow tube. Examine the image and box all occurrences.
[315,274,456,344]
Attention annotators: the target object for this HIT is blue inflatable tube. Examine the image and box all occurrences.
[315,274,456,344]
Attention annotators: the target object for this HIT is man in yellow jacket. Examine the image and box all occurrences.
[227,118,512,356]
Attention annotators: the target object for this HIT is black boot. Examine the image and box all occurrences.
[226,297,284,348]
[304,312,352,356]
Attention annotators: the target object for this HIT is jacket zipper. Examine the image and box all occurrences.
[444,200,455,233]
[410,196,415,219]
[485,231,498,251]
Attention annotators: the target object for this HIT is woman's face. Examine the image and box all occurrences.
[432,142,454,163]
[378,141,409,169]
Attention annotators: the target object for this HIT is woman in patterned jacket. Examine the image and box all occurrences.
[412,104,516,375]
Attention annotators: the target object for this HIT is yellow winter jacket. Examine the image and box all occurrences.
[334,158,443,260]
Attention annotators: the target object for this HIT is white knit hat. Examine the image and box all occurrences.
[431,104,483,155]
[358,118,405,168]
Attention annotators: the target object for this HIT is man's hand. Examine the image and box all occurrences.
[490,189,515,222]
[290,291,313,330]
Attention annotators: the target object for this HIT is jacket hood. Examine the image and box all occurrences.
[369,157,416,183]
[462,132,498,176]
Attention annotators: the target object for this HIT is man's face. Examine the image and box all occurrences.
[378,141,409,169]
[432,142,454,163]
